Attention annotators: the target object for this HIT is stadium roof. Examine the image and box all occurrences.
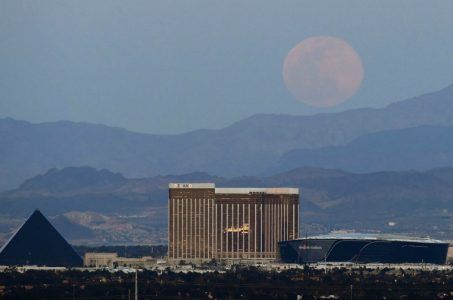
[295,233,447,244]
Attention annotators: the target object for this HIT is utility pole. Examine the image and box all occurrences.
[135,269,138,300]
[350,284,353,300]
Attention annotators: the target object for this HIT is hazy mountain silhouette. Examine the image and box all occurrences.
[279,125,453,173]
[0,166,451,243]
[20,166,126,192]
[1,84,453,191]
[0,167,217,217]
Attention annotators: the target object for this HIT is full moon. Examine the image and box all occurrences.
[283,36,364,107]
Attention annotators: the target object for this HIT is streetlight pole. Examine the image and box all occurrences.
[135,269,138,300]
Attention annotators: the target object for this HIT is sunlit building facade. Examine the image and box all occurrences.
[168,183,299,262]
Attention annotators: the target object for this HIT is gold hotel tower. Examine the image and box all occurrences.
[168,183,299,262]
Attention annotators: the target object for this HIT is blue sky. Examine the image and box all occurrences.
[1,1,453,133]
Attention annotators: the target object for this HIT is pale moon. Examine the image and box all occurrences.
[283,36,364,107]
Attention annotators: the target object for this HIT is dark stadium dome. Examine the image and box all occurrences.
[279,233,449,265]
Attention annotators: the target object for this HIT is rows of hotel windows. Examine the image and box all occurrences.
[168,195,299,260]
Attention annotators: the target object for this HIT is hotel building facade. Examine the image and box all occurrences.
[168,183,299,262]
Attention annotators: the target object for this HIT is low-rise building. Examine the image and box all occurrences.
[83,252,157,268]
[84,253,118,268]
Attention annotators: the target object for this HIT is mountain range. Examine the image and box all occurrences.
[0,166,451,245]
[1,84,453,191]
[278,125,453,173]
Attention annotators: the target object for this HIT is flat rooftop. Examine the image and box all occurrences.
[169,183,299,195]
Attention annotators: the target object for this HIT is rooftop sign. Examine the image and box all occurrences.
[169,183,215,189]
[168,183,299,195]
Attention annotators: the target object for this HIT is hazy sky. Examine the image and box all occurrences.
[1,1,453,134]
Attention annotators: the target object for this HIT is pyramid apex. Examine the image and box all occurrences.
[28,209,46,220]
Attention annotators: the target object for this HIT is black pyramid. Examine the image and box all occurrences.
[0,210,83,267]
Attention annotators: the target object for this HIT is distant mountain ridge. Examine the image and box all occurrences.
[20,166,126,192]
[1,84,453,190]
[278,125,453,173]
[0,166,451,244]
